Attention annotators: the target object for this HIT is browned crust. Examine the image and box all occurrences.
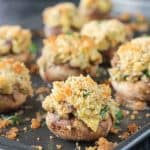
[111,80,150,110]
[46,112,113,141]
[0,92,27,113]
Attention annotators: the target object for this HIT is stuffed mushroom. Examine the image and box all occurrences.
[81,19,132,62]
[43,2,83,37]
[109,37,150,110]
[42,75,122,141]
[37,33,102,81]
[0,59,33,113]
[0,25,34,63]
[79,0,112,22]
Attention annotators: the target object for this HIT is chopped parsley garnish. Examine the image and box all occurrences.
[143,70,150,78]
[122,74,129,80]
[82,89,91,98]
[1,114,22,125]
[65,31,73,35]
[29,43,38,54]
[100,105,109,118]
[115,110,123,125]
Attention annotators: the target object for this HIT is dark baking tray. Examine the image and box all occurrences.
[0,36,149,150]
[0,0,150,149]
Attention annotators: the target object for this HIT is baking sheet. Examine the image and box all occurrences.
[0,36,149,150]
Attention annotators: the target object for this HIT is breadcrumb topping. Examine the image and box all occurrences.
[37,33,102,75]
[43,75,121,132]
[109,37,150,82]
[79,0,112,19]
[0,25,31,54]
[0,59,32,95]
[43,2,83,31]
[81,19,131,51]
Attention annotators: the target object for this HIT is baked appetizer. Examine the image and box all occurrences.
[79,0,112,21]
[81,19,132,62]
[37,33,102,81]
[0,59,33,113]
[109,37,150,110]
[43,75,122,141]
[43,2,83,37]
[0,25,33,63]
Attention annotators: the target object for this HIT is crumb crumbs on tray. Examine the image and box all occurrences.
[32,145,43,150]
[29,63,39,74]
[56,144,62,150]
[31,118,41,129]
[110,127,120,134]
[119,131,130,140]
[0,119,12,129]
[6,127,19,140]
[86,137,117,150]
[128,123,139,134]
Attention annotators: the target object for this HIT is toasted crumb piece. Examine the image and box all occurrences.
[32,145,43,150]
[6,127,19,140]
[0,119,12,129]
[29,64,39,74]
[122,110,130,117]
[23,127,28,132]
[37,137,40,141]
[128,123,139,135]
[110,127,120,134]
[31,118,41,129]
[119,131,130,140]
[35,87,50,95]
[132,111,138,115]
[86,146,97,150]
[130,114,136,120]
[86,137,117,150]
[50,135,54,140]
[97,137,117,150]
[56,144,62,150]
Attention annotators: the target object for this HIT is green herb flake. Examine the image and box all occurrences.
[115,110,123,125]
[100,105,109,118]
[143,70,150,78]
[82,89,91,98]
[122,74,129,80]
[29,43,38,54]
[1,114,22,125]
[65,31,73,35]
